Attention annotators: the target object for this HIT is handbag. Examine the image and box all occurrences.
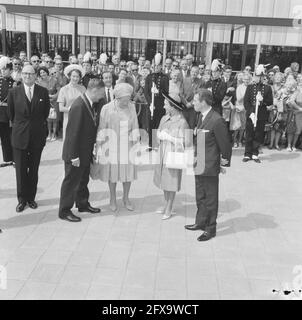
[48,107,57,120]
[230,110,241,131]
[165,143,189,170]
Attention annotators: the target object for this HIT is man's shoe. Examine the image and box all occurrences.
[0,161,13,168]
[185,224,203,231]
[252,155,261,163]
[78,204,101,214]
[242,156,251,163]
[59,212,82,222]
[16,202,27,213]
[197,231,216,242]
[28,200,38,209]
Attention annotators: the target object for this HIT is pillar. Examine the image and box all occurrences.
[241,24,250,70]
[200,22,208,64]
[41,13,48,53]
[0,5,7,55]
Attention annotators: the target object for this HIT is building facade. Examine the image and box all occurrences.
[1,0,302,70]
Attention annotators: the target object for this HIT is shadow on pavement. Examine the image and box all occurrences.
[264,152,301,162]
[217,212,278,237]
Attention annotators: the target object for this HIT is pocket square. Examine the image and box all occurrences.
[39,99,43,102]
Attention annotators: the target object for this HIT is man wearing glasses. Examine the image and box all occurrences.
[119,60,127,70]
[171,61,179,70]
[8,65,50,213]
[43,57,53,70]
[30,55,40,72]
[11,57,22,84]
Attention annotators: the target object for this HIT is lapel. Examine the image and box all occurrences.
[200,109,214,130]
[81,94,97,126]
[20,84,31,114]
[31,85,39,113]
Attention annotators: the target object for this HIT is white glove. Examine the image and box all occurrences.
[256,92,263,102]
[151,86,159,94]
[249,113,256,126]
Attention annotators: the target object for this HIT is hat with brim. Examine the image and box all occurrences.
[64,64,86,78]
[162,91,186,112]
[0,56,12,70]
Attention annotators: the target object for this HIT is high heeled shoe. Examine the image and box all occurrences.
[162,212,172,220]
[109,202,118,212]
[123,199,134,211]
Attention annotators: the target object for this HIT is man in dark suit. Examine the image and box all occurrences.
[58,79,105,222]
[185,89,232,241]
[8,65,50,212]
[102,71,114,105]
[243,65,273,163]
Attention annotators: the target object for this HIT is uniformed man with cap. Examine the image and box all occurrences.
[243,65,273,163]
[205,59,227,116]
[144,53,169,150]
[0,56,15,168]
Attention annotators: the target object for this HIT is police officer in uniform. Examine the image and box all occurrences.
[243,65,273,163]
[0,57,15,168]
[144,53,169,150]
[204,59,227,116]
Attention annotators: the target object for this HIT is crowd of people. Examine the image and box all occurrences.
[0,48,302,240]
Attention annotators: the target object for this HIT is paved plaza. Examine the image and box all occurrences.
[0,141,302,300]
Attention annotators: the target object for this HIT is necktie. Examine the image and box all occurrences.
[107,88,111,103]
[197,113,203,128]
[28,87,32,102]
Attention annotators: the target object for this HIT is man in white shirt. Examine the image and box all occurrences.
[102,71,114,104]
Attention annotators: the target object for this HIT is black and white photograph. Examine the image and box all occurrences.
[1,0,302,306]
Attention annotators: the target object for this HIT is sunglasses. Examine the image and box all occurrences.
[45,61,52,63]
[132,69,138,71]
[14,63,21,66]
[120,64,126,67]
[32,60,39,63]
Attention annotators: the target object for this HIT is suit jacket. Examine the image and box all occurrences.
[195,109,232,176]
[180,77,198,130]
[244,82,273,121]
[8,84,50,150]
[211,78,227,115]
[62,94,98,167]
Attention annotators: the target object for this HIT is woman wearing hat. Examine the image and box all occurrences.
[57,64,86,140]
[95,83,140,212]
[153,92,190,220]
[36,66,61,142]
